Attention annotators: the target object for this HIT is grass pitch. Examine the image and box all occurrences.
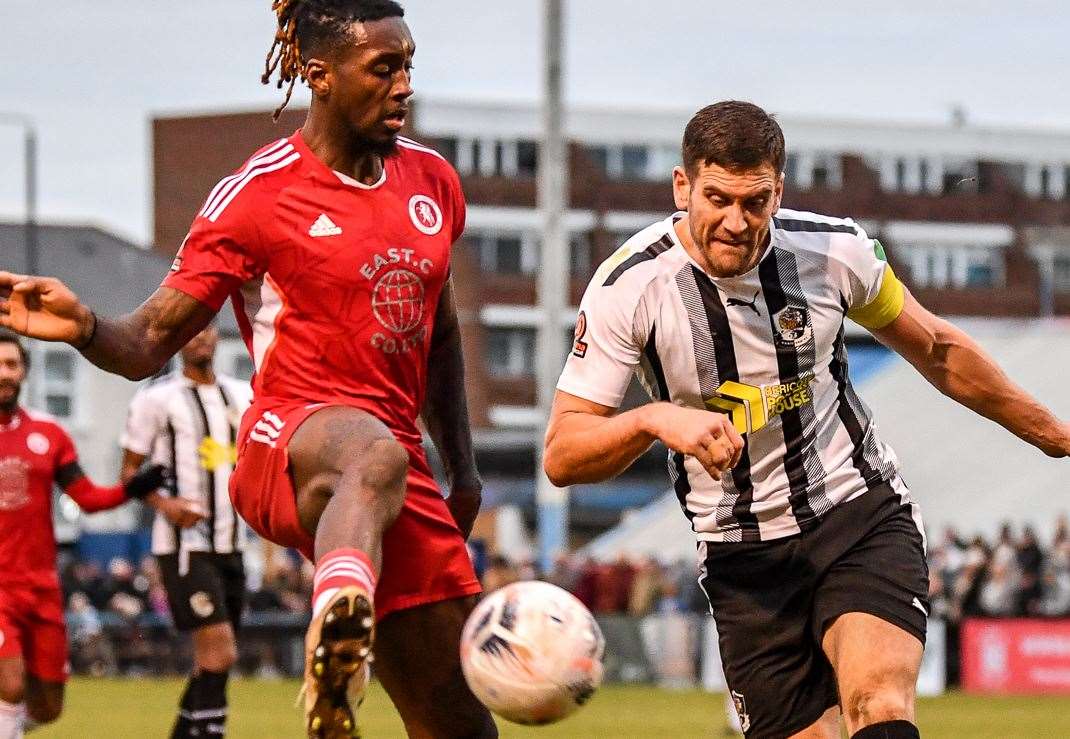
[35,678,1070,738]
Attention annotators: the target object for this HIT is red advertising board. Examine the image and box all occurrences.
[962,619,1070,694]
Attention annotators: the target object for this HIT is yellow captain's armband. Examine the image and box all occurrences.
[847,264,904,330]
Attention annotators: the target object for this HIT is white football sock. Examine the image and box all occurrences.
[0,700,24,739]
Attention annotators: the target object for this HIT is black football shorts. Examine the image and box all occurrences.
[699,482,929,738]
[157,552,246,633]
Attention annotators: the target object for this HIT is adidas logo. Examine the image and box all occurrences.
[309,214,342,237]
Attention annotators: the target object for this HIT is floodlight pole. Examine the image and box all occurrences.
[534,0,569,575]
[0,115,38,276]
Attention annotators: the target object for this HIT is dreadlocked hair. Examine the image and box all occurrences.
[262,0,405,121]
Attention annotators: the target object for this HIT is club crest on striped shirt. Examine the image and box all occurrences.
[772,305,812,349]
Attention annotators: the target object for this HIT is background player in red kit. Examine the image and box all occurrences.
[0,1,494,737]
[0,333,167,738]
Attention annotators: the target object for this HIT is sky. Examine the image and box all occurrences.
[1,0,1069,245]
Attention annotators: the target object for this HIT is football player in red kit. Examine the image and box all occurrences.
[0,333,166,738]
[0,1,494,736]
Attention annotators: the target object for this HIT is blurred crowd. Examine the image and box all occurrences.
[58,549,314,677]
[56,516,1070,676]
[482,554,709,616]
[928,517,1070,621]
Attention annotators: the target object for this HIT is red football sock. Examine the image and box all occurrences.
[312,549,377,616]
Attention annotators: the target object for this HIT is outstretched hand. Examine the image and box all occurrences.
[0,271,94,345]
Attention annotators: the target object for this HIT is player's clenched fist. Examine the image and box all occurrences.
[0,272,94,345]
[644,403,745,480]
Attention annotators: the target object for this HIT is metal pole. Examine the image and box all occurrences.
[0,115,37,275]
[534,0,570,575]
[25,127,38,276]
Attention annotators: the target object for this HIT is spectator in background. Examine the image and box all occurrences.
[65,592,116,677]
[979,559,1018,616]
[102,557,148,620]
[627,557,663,617]
[1017,526,1045,614]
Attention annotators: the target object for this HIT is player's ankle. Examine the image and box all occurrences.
[851,719,919,739]
[312,548,377,615]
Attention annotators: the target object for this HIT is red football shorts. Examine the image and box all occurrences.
[0,586,68,683]
[231,400,481,620]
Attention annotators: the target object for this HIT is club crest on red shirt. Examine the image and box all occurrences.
[0,457,31,511]
[408,194,443,236]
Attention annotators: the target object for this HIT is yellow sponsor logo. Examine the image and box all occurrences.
[198,437,237,471]
[705,373,816,434]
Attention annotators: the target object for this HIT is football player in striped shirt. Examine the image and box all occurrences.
[0,2,492,737]
[545,101,1070,738]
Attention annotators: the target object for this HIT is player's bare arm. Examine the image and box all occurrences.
[871,288,1070,457]
[544,390,744,486]
[120,449,205,529]
[0,272,215,381]
[420,278,482,538]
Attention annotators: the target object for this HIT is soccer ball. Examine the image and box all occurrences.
[460,580,605,725]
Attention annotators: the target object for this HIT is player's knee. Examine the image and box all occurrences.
[195,642,237,673]
[843,675,912,727]
[344,438,409,516]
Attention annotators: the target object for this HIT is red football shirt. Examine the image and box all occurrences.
[164,131,465,448]
[0,408,78,589]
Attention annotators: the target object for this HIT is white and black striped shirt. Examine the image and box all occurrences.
[122,373,252,556]
[558,209,921,543]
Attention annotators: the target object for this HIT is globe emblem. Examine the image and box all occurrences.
[372,269,425,333]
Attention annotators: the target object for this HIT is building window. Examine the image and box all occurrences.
[895,159,907,191]
[1054,256,1070,292]
[471,139,483,175]
[783,154,799,187]
[517,140,538,176]
[812,165,830,190]
[486,328,536,377]
[475,233,527,274]
[585,145,608,175]
[40,348,78,420]
[570,233,592,277]
[436,137,458,167]
[965,262,995,288]
[621,145,650,180]
[1040,167,1051,199]
[493,141,505,176]
[910,245,1002,289]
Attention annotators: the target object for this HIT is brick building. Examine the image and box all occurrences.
[151,101,1070,532]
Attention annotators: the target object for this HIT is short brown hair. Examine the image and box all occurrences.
[682,100,786,177]
[0,331,29,370]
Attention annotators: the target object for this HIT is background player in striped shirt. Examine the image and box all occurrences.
[121,325,252,739]
[0,2,493,737]
[545,101,1070,738]
[0,332,166,739]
